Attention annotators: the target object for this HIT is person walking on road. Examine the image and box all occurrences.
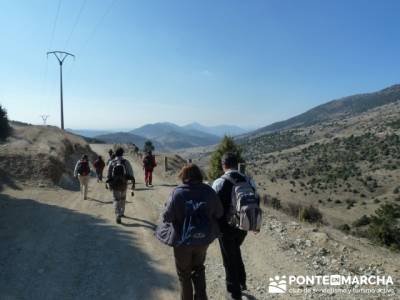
[212,152,260,300]
[74,154,91,200]
[156,164,223,300]
[142,150,157,187]
[93,155,106,182]
[107,147,135,224]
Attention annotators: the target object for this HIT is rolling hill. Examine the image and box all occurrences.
[183,122,249,137]
[94,132,164,150]
[250,84,400,137]
[130,122,221,150]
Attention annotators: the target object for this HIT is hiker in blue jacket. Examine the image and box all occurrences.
[156,164,223,300]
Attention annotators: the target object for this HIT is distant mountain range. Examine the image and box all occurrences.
[66,129,112,138]
[130,122,221,150]
[183,122,249,137]
[93,132,164,150]
[69,122,248,151]
[249,84,400,137]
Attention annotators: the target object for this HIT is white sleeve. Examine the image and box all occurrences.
[74,161,80,177]
[249,178,257,191]
[212,178,225,193]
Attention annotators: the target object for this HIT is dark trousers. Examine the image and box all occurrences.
[96,168,103,181]
[173,245,209,300]
[218,229,247,299]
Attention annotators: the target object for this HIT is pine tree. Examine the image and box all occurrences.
[143,140,155,153]
[208,136,244,180]
[0,105,11,141]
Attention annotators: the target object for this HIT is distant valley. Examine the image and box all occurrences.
[69,122,249,151]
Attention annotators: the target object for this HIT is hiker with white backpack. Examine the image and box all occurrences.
[74,154,91,200]
[106,147,135,224]
[156,164,223,300]
[212,152,262,300]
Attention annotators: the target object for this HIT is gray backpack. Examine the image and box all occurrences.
[222,174,263,232]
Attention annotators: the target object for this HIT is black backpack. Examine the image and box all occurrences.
[109,158,128,190]
[77,160,90,176]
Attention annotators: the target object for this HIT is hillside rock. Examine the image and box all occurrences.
[0,123,97,190]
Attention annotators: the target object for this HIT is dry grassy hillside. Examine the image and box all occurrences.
[241,101,400,228]
[0,122,97,190]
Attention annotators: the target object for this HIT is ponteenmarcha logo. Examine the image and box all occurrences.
[268,275,287,294]
[267,274,394,295]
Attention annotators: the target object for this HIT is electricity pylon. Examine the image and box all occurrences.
[47,51,75,130]
[40,114,50,125]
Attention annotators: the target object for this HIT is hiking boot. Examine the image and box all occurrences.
[116,216,122,224]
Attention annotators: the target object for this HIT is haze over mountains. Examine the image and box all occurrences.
[68,122,249,151]
[68,84,400,152]
[248,84,400,137]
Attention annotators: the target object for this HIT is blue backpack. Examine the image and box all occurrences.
[180,199,211,246]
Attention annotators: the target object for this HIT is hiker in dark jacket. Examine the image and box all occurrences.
[156,164,223,300]
[142,151,156,187]
[93,156,106,183]
[74,154,91,200]
[212,152,257,300]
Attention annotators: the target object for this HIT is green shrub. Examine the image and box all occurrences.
[0,104,12,141]
[393,186,400,194]
[367,203,400,249]
[143,140,155,153]
[299,205,323,223]
[208,136,243,180]
[352,215,371,227]
[338,224,351,233]
[270,197,281,210]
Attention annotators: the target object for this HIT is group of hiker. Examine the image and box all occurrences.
[73,147,157,223]
[156,152,262,300]
[73,148,262,300]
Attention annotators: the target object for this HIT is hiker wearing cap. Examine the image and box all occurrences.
[107,147,135,224]
[142,150,157,187]
[212,152,262,300]
[156,164,223,300]
[93,155,106,183]
[74,154,91,200]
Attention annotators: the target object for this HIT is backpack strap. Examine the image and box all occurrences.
[221,174,237,185]
[222,172,249,185]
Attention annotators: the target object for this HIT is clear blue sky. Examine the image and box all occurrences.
[1,0,400,130]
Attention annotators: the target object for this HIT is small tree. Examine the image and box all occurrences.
[367,203,400,249]
[143,140,155,153]
[0,105,12,141]
[208,136,243,180]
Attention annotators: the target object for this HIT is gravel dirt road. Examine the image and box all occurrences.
[0,144,398,300]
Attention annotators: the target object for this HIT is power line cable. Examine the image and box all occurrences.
[64,0,87,50]
[48,0,62,50]
[41,0,62,114]
[79,0,119,53]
